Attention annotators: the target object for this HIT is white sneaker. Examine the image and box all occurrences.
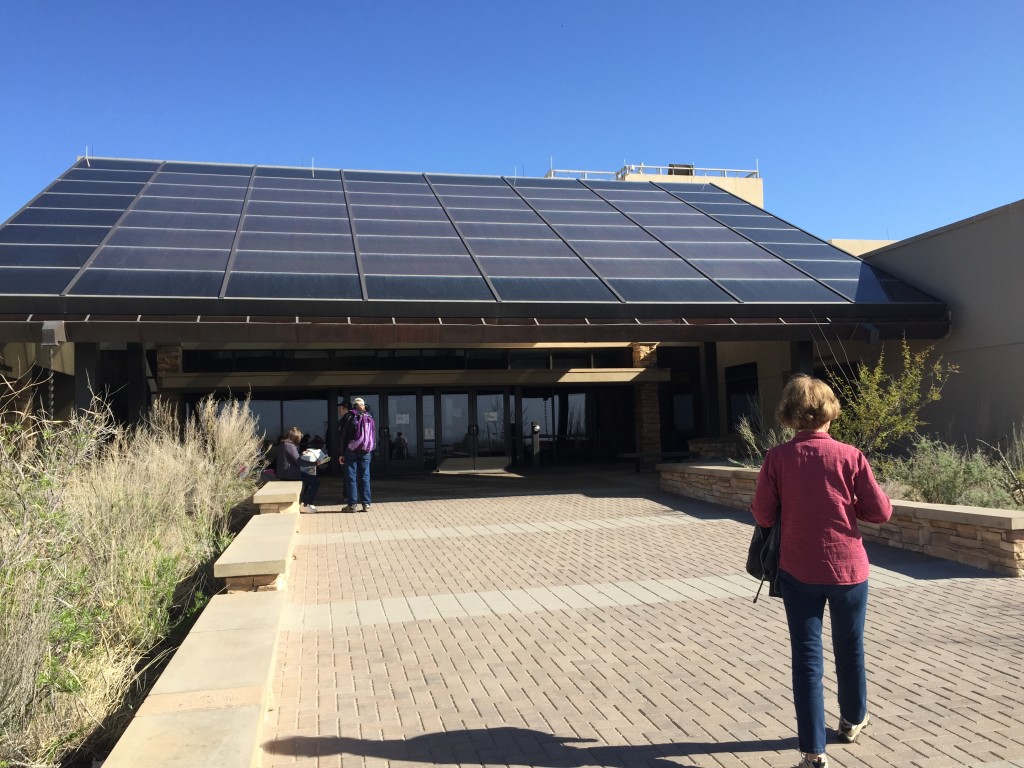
[838,713,870,743]
[795,753,828,768]
[301,504,317,514]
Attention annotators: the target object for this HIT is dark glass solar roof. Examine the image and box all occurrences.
[0,157,946,321]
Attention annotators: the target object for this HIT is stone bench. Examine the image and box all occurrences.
[658,461,1024,576]
[101,590,284,768]
[252,480,302,514]
[214,512,299,592]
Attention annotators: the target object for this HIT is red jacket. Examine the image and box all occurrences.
[750,431,892,585]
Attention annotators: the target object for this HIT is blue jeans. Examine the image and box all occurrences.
[345,450,372,506]
[780,570,869,754]
[300,474,319,505]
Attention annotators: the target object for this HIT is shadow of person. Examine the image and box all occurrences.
[263,725,796,767]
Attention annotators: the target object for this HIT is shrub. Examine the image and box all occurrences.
[0,393,263,766]
[880,437,1018,509]
[734,397,794,467]
[984,421,1024,507]
[826,339,957,458]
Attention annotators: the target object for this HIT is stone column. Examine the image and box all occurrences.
[631,343,662,455]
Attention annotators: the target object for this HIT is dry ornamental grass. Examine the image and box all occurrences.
[0,390,263,767]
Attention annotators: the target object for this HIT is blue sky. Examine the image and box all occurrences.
[1,1,1021,241]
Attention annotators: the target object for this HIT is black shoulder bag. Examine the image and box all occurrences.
[745,517,782,603]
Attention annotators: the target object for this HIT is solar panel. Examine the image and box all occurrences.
[568,240,680,259]
[0,158,949,319]
[357,235,466,256]
[121,210,240,230]
[690,259,805,279]
[458,222,555,239]
[162,162,249,175]
[446,208,539,224]
[489,276,615,302]
[738,227,820,245]
[92,246,230,271]
[70,269,224,297]
[108,228,235,250]
[0,225,108,245]
[588,258,702,279]
[63,168,155,183]
[464,238,576,258]
[366,275,493,301]
[153,172,249,188]
[242,215,350,235]
[11,208,124,227]
[362,254,480,276]
[226,272,362,299]
[0,244,94,267]
[33,193,136,210]
[232,251,358,275]
[427,174,509,186]
[608,278,733,303]
[135,196,245,215]
[477,256,594,278]
[0,267,78,293]
[718,279,845,303]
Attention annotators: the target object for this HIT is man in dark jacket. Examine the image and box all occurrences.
[337,401,356,510]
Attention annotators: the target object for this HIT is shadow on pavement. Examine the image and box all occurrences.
[263,726,797,767]
[312,465,663,505]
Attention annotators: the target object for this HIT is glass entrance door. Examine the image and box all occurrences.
[439,390,508,471]
[384,392,419,473]
[474,390,508,470]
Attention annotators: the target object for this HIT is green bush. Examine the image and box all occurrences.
[880,437,1018,509]
[0,393,263,766]
[827,339,957,459]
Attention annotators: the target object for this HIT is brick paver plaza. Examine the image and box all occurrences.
[260,471,1024,768]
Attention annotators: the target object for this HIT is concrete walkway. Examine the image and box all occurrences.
[259,469,1024,768]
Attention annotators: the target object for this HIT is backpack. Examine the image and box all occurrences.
[347,412,376,453]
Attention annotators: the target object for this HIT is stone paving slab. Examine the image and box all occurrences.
[259,471,1024,768]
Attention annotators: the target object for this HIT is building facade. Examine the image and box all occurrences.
[0,158,950,471]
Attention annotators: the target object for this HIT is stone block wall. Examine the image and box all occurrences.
[631,343,661,455]
[658,462,1024,577]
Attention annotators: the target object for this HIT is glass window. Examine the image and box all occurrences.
[466,349,507,369]
[725,362,759,433]
[510,350,550,370]
[246,398,282,442]
[283,396,329,443]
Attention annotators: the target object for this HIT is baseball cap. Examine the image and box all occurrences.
[339,400,351,409]
[352,397,365,407]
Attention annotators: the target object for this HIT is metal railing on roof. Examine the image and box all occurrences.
[544,163,760,181]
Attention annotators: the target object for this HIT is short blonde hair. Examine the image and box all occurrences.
[775,374,841,430]
[286,426,303,444]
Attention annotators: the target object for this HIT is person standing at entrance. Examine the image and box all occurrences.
[342,397,375,513]
[337,401,355,509]
[750,375,892,768]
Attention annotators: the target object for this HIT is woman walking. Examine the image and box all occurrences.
[751,375,892,768]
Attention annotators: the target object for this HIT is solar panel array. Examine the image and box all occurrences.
[0,157,940,316]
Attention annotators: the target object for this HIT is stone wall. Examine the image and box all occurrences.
[631,343,661,454]
[658,462,1024,577]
